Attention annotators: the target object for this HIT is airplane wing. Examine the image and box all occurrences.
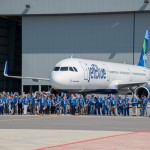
[4,61,50,82]
[118,81,148,89]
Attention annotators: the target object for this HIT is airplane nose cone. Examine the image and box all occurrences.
[51,72,68,89]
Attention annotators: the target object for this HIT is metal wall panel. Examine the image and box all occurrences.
[0,0,150,15]
[22,13,134,85]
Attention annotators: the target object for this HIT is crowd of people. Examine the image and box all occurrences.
[0,91,149,117]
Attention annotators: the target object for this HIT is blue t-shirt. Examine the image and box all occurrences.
[131,98,138,107]
[46,99,51,107]
[34,98,40,106]
[89,97,95,106]
[79,98,84,106]
[98,97,103,106]
[29,97,35,106]
[70,97,77,106]
[142,98,148,106]
[123,98,130,107]
[61,99,68,107]
[40,98,46,107]
[0,98,4,105]
[24,98,29,105]
[5,98,11,105]
[117,98,123,106]
[111,99,117,106]
[12,96,18,105]
[85,99,89,105]
[18,98,24,104]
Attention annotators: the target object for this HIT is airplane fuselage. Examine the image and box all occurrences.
[50,58,150,94]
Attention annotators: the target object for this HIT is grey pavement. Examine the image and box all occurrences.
[0,115,149,131]
[0,114,150,150]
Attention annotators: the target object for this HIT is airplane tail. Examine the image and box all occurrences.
[138,30,149,67]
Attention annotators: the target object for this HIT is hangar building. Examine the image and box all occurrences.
[0,0,150,93]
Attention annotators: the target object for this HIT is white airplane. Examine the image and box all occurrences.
[4,30,150,99]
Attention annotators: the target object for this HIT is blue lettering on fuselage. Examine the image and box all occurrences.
[88,64,106,81]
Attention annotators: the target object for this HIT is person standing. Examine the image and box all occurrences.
[84,96,90,115]
[89,95,95,115]
[0,95,4,115]
[70,94,77,115]
[29,94,35,115]
[5,95,11,114]
[131,95,138,116]
[55,94,61,115]
[46,96,51,114]
[18,95,24,115]
[61,95,68,115]
[117,95,124,116]
[123,95,130,116]
[110,96,117,116]
[23,95,29,115]
[142,95,148,117]
[11,95,18,115]
[40,95,46,115]
[97,95,103,115]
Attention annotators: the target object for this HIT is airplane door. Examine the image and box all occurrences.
[79,61,88,80]
[107,70,110,81]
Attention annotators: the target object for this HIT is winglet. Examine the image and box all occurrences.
[138,30,149,67]
[4,61,8,76]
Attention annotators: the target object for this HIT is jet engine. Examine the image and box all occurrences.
[135,86,150,99]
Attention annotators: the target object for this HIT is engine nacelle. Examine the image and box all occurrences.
[135,86,150,99]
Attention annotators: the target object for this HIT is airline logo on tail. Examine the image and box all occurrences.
[138,30,149,67]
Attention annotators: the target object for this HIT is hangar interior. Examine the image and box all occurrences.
[0,16,21,92]
[0,0,150,93]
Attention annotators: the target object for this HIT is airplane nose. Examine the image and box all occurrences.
[51,72,68,89]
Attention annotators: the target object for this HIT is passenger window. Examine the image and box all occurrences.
[60,67,68,71]
[69,67,74,72]
[73,67,78,72]
[54,67,60,71]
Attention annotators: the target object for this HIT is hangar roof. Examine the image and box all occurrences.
[0,0,150,15]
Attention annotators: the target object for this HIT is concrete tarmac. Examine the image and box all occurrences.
[0,115,150,150]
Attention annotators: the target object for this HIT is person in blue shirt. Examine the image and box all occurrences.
[55,94,61,115]
[117,95,124,116]
[29,94,35,115]
[89,95,96,115]
[51,94,55,114]
[75,95,79,114]
[96,95,103,115]
[61,95,68,115]
[40,95,46,115]
[78,94,85,115]
[0,95,4,115]
[11,95,18,115]
[131,94,138,116]
[45,96,51,114]
[110,96,117,116]
[5,95,11,114]
[123,95,130,116]
[102,97,106,115]
[84,96,90,115]
[18,95,24,115]
[34,95,40,114]
[103,96,111,115]
[141,95,148,117]
[23,95,29,115]
[70,94,77,115]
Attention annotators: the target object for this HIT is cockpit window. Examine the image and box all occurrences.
[69,67,74,72]
[54,67,60,71]
[73,67,78,72]
[60,67,68,71]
